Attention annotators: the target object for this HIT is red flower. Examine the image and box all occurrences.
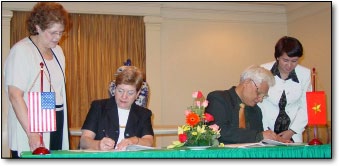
[192,91,204,99]
[179,133,188,143]
[196,91,203,99]
[186,112,200,126]
[204,113,214,122]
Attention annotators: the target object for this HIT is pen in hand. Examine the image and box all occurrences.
[101,129,115,150]
[103,129,109,137]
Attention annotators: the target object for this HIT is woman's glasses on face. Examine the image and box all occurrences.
[46,30,64,37]
[251,80,269,99]
[116,88,136,96]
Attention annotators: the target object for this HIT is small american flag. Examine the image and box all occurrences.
[28,92,56,132]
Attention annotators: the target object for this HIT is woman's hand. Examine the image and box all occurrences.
[262,130,292,143]
[115,137,139,151]
[278,130,294,141]
[99,137,115,151]
[28,132,44,151]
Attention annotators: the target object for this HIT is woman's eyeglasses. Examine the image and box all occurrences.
[47,30,64,37]
[116,88,136,96]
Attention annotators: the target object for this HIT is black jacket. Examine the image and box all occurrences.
[81,97,154,146]
[205,86,264,144]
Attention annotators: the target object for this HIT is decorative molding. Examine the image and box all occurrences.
[1,2,162,16]
[286,2,331,22]
[144,16,163,31]
[2,2,286,23]
[157,2,287,23]
[61,2,162,16]
[1,2,35,12]
[2,2,330,24]
[160,8,286,24]
[144,16,163,24]
[1,10,13,26]
[2,9,13,17]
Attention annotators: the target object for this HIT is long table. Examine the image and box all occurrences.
[21,144,331,159]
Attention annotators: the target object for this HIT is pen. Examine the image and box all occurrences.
[103,129,109,137]
[267,127,271,130]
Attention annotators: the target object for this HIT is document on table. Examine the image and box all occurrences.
[70,150,113,153]
[261,139,306,146]
[125,145,156,151]
[71,145,155,152]
[223,139,306,148]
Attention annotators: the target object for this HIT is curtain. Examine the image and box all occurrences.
[10,11,146,149]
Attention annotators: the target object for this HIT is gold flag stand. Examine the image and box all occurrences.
[308,68,323,145]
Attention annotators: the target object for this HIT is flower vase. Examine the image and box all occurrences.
[186,138,211,147]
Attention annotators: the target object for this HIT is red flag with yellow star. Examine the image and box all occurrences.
[306,91,327,125]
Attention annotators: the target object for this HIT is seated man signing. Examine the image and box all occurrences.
[80,66,154,151]
[205,65,291,144]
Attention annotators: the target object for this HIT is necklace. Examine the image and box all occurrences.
[28,36,65,91]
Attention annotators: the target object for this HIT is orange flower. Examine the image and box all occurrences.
[186,112,200,126]
[167,91,221,149]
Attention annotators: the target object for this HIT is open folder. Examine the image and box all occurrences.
[125,144,156,151]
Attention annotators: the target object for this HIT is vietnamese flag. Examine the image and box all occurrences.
[306,91,327,125]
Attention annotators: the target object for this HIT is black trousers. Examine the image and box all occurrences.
[50,110,64,150]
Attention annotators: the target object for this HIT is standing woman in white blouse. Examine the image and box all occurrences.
[4,2,70,158]
[258,36,312,143]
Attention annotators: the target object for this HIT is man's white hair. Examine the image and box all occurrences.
[240,65,275,86]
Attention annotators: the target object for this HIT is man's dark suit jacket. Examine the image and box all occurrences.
[205,86,264,144]
[82,97,154,147]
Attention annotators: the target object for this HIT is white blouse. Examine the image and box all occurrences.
[258,61,312,142]
[117,108,130,144]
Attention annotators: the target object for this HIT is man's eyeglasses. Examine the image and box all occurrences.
[251,80,269,99]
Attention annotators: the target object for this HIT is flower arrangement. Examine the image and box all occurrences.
[167,91,220,149]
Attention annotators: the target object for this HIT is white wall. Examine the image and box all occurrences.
[286,2,331,119]
[158,17,288,145]
[1,2,331,157]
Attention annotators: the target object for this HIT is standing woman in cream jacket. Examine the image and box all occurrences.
[4,2,70,158]
[258,36,312,143]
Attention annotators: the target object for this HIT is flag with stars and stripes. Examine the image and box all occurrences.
[28,92,56,132]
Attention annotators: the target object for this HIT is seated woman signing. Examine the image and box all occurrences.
[80,66,154,151]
